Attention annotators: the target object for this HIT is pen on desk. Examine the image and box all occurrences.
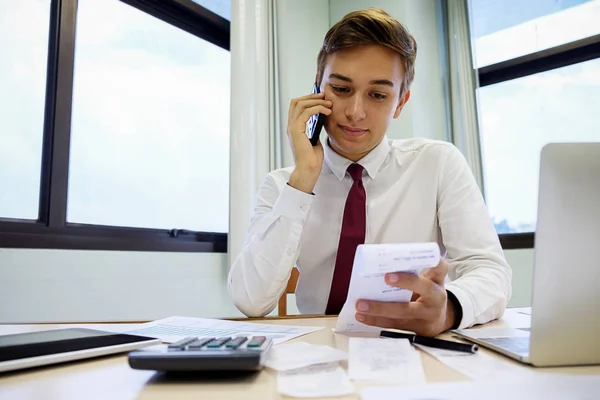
[380,330,478,354]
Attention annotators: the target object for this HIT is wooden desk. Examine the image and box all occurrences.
[0,309,599,399]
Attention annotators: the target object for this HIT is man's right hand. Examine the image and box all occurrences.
[286,92,332,194]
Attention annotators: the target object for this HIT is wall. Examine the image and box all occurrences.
[0,249,243,322]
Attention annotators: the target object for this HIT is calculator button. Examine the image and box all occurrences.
[205,337,231,348]
[246,336,267,348]
[168,337,198,350]
[187,338,214,350]
[225,337,248,349]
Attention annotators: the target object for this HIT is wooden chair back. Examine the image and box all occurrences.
[277,267,299,317]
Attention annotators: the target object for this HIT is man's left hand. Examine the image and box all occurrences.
[354,259,456,337]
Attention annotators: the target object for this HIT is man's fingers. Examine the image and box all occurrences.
[297,98,332,109]
[356,261,450,337]
[384,272,440,298]
[422,260,448,285]
[290,99,332,123]
[299,105,332,121]
[288,93,326,124]
[356,299,428,320]
[290,105,332,137]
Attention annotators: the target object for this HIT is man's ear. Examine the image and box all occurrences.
[393,89,411,119]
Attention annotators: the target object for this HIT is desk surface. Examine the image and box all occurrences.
[0,308,599,399]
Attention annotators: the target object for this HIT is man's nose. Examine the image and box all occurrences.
[345,94,367,122]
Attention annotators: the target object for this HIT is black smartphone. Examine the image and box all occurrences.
[306,83,326,146]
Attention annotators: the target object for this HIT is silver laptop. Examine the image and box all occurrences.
[454,142,600,367]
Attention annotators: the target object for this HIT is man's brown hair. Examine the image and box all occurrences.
[316,8,417,96]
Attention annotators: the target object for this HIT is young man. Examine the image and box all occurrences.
[228,8,511,336]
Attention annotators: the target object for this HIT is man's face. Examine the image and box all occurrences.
[320,44,410,161]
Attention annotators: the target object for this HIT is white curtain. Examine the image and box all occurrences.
[445,0,485,192]
[268,1,284,171]
[229,0,282,266]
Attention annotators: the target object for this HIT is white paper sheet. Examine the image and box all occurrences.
[348,338,426,384]
[121,316,322,344]
[361,373,600,400]
[335,243,441,333]
[277,362,355,398]
[415,343,528,380]
[264,342,348,371]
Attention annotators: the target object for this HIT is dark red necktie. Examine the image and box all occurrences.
[325,163,366,315]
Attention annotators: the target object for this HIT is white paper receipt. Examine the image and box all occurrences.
[264,342,348,371]
[348,337,426,384]
[335,242,441,333]
[276,362,355,398]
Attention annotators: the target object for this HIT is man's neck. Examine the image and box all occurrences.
[326,138,380,162]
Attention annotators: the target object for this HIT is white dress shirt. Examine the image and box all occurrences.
[228,137,512,329]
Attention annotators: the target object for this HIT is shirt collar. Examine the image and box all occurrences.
[323,137,391,181]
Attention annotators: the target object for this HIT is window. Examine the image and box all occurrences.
[68,0,230,233]
[190,0,230,20]
[470,0,600,68]
[478,59,600,234]
[0,0,51,220]
[0,0,230,252]
[468,0,600,245]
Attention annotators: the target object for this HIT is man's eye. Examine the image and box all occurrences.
[332,86,350,93]
[371,92,387,100]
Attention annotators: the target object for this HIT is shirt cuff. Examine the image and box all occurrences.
[446,289,463,330]
[272,182,314,222]
[445,283,475,329]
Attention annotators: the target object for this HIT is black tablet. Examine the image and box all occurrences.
[0,327,160,373]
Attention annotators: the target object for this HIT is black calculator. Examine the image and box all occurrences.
[127,335,273,372]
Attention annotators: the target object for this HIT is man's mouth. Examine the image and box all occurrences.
[339,125,368,137]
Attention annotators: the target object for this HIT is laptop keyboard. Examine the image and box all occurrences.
[480,337,530,355]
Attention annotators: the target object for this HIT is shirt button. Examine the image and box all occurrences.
[300,204,307,212]
[287,249,294,256]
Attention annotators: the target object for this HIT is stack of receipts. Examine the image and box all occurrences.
[270,338,427,398]
[336,242,441,333]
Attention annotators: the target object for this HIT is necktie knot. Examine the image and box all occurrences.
[347,163,364,182]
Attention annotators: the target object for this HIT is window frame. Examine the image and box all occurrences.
[474,25,600,250]
[0,0,230,253]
